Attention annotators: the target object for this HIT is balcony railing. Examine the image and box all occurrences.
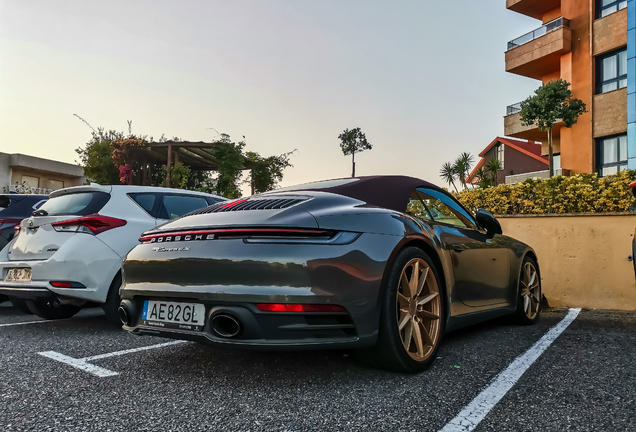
[507,17,570,51]
[506,102,523,116]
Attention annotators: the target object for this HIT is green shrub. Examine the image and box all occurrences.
[454,170,636,214]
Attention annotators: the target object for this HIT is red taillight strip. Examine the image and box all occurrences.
[50,281,86,288]
[219,198,249,209]
[256,304,347,313]
[139,228,329,243]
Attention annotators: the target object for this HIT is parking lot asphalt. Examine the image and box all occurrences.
[1,303,634,432]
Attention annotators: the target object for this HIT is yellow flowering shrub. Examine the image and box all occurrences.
[454,170,636,215]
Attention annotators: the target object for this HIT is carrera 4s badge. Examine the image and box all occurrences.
[151,246,191,252]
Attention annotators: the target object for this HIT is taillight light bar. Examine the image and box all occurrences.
[256,304,347,313]
[139,228,330,243]
[52,214,127,235]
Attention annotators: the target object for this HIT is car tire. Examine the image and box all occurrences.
[26,299,81,320]
[102,272,123,326]
[9,297,32,314]
[515,256,541,325]
[359,247,445,373]
[0,294,7,303]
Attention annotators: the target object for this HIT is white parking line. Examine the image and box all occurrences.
[439,308,581,432]
[0,308,105,327]
[0,319,54,327]
[39,340,187,377]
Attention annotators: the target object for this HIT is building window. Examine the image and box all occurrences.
[21,175,39,188]
[596,49,627,94]
[596,0,627,18]
[49,180,65,190]
[553,153,561,171]
[496,144,505,170]
[597,134,627,176]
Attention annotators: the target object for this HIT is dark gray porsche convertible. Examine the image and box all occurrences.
[119,176,541,373]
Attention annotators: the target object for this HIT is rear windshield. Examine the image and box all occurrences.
[36,192,110,216]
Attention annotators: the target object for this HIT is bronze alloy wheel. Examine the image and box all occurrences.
[396,257,441,362]
[520,261,541,320]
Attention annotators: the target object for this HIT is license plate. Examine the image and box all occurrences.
[5,268,32,282]
[142,300,205,331]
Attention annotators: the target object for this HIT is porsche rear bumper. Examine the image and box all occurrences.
[120,232,402,349]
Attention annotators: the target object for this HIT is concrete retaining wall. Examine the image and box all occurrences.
[498,213,636,311]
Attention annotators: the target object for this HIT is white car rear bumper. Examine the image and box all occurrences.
[0,234,122,303]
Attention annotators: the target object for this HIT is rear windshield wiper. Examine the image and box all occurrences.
[32,209,48,216]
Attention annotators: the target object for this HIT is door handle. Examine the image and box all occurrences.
[452,244,468,252]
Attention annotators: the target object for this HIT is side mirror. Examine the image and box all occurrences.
[476,209,503,236]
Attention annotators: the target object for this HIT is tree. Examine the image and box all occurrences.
[520,79,587,177]
[452,152,474,190]
[75,128,123,185]
[246,150,295,195]
[210,135,246,199]
[338,128,372,177]
[439,162,459,192]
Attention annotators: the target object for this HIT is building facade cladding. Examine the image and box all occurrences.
[628,0,636,169]
[505,0,629,176]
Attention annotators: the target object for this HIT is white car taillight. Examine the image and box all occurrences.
[52,214,127,235]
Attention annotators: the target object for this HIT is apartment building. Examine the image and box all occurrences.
[503,0,632,176]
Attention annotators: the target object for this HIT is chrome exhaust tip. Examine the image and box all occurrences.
[211,313,242,338]
[118,300,135,326]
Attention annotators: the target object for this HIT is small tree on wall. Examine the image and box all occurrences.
[338,128,372,177]
[520,79,587,177]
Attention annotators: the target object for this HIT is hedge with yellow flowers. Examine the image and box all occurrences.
[453,170,636,215]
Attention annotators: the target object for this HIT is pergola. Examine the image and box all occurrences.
[137,141,255,188]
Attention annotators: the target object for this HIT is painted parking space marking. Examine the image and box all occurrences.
[0,308,105,327]
[439,308,581,432]
[38,340,187,377]
[0,319,55,327]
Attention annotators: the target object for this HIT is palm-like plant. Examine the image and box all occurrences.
[452,152,474,189]
[439,162,459,192]
[475,167,491,189]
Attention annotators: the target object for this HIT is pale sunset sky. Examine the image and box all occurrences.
[0,0,540,190]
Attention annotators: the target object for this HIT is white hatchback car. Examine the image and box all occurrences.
[0,185,225,323]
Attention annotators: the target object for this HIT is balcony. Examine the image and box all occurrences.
[504,101,563,141]
[505,18,572,80]
[506,102,523,116]
[506,0,562,20]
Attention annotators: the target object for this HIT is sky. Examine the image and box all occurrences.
[0,0,541,191]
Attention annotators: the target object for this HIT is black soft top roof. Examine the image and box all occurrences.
[274,175,449,213]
